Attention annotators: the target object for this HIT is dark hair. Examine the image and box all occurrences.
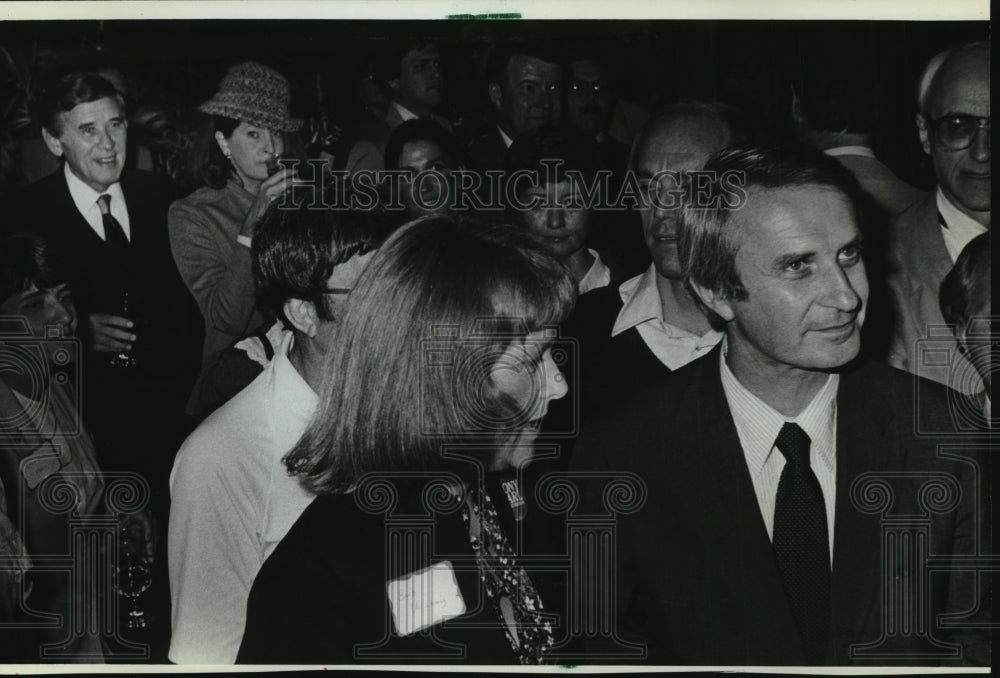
[680,141,862,324]
[188,114,240,190]
[252,198,388,325]
[940,232,991,329]
[284,216,577,494]
[372,41,437,87]
[384,118,461,171]
[486,40,565,90]
[505,127,602,195]
[0,233,68,303]
[35,72,123,136]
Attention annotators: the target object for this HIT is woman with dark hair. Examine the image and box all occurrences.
[237,217,575,664]
[1,233,153,662]
[168,61,302,415]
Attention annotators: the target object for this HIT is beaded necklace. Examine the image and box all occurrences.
[462,486,554,664]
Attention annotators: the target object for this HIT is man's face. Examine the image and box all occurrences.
[493,55,563,137]
[519,179,591,260]
[313,251,375,349]
[1,283,77,365]
[42,97,127,193]
[918,48,990,218]
[710,185,868,374]
[634,116,731,279]
[397,138,456,217]
[393,45,443,112]
[567,59,612,138]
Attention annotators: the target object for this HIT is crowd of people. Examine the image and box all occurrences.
[0,31,992,667]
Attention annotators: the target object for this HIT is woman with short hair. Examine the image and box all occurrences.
[237,216,575,664]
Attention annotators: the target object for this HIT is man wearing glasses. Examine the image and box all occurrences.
[166,199,382,664]
[887,40,989,392]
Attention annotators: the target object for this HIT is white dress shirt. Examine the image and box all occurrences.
[611,264,722,370]
[168,331,317,663]
[578,248,611,295]
[719,340,838,563]
[824,145,876,159]
[64,162,131,241]
[498,125,514,149]
[391,100,419,123]
[937,189,987,263]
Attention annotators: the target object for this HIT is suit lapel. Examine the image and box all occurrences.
[830,362,894,654]
[683,350,804,660]
[47,169,107,248]
[907,194,952,295]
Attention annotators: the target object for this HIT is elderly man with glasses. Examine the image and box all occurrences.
[887,40,989,394]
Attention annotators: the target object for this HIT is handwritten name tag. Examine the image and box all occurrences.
[387,560,466,637]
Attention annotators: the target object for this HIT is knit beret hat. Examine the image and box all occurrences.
[198,61,302,132]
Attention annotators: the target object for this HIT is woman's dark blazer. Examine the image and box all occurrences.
[237,479,530,665]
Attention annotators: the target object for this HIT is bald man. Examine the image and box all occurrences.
[560,102,745,416]
[887,41,989,394]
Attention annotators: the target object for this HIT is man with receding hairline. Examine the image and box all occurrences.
[887,41,989,393]
[560,102,740,416]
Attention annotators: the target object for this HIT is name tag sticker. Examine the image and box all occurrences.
[387,560,466,637]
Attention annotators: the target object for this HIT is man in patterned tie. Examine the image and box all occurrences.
[571,141,990,666]
[887,40,989,393]
[7,70,201,660]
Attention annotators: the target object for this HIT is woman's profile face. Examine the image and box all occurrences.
[215,122,284,189]
[487,330,568,471]
[0,283,77,365]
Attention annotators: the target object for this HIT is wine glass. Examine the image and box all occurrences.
[109,291,138,369]
[116,522,152,630]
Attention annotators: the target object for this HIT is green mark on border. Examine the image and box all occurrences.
[446,13,522,20]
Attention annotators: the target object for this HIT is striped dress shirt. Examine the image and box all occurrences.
[718,342,838,564]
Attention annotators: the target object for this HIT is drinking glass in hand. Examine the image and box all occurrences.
[116,521,152,630]
[109,291,138,369]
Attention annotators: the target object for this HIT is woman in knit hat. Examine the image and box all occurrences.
[167,61,303,417]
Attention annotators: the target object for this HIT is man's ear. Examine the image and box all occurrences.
[388,77,401,97]
[283,298,320,338]
[41,127,64,158]
[688,279,735,323]
[916,114,931,156]
[488,82,503,112]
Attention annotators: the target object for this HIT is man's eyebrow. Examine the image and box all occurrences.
[772,250,813,268]
[837,235,864,251]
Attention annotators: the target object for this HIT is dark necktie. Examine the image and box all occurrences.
[97,194,129,252]
[772,422,831,664]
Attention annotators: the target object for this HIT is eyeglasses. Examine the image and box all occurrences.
[570,80,604,95]
[928,114,990,151]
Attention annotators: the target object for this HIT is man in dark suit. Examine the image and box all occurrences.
[12,72,200,477]
[571,142,990,666]
[341,41,451,175]
[887,41,989,395]
[467,40,565,173]
[7,71,201,659]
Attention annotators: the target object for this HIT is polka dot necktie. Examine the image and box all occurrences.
[772,422,831,664]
